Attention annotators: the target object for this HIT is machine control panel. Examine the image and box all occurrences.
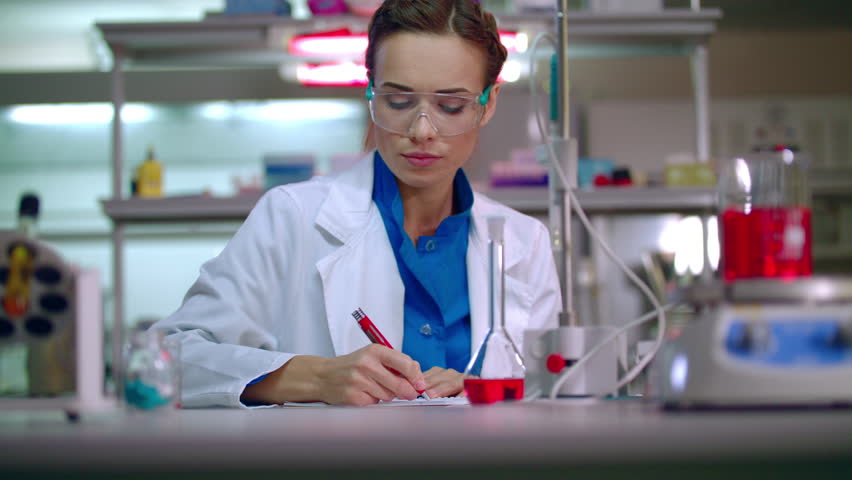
[724,317,852,367]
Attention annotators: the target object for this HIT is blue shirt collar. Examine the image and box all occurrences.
[372,151,473,239]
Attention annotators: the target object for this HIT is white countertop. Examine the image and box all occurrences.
[2,398,851,478]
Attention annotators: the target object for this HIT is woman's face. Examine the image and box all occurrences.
[371,32,500,193]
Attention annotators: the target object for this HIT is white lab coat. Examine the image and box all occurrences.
[155,152,561,408]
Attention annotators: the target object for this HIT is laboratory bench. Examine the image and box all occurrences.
[1,398,850,479]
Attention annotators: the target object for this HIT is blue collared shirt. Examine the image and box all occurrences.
[372,152,473,372]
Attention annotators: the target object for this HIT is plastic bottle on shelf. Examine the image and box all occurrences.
[136,146,163,198]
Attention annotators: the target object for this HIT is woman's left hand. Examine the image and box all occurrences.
[423,367,465,398]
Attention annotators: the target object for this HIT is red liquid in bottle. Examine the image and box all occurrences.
[463,378,524,405]
[721,206,812,283]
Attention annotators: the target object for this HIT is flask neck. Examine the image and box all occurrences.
[488,240,505,331]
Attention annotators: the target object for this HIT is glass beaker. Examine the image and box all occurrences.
[718,148,812,283]
[122,329,180,410]
[463,216,525,404]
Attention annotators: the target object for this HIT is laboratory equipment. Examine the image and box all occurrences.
[463,216,525,404]
[123,329,180,410]
[523,326,618,397]
[651,277,852,408]
[718,148,812,283]
[522,0,666,399]
[0,230,107,417]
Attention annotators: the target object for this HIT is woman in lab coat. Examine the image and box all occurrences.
[156,0,561,408]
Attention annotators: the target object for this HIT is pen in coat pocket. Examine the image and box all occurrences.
[351,307,430,399]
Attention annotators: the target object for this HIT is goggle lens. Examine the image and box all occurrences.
[368,91,486,137]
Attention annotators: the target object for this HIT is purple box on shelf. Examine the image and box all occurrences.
[308,0,348,15]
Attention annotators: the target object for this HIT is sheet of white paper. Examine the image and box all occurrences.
[281,397,469,407]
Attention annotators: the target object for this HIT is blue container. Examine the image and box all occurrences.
[578,157,615,188]
[225,0,292,15]
[264,154,314,190]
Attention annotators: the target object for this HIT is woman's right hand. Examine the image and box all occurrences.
[242,344,426,406]
[315,344,426,406]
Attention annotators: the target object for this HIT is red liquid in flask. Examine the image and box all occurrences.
[463,378,524,405]
[721,206,812,283]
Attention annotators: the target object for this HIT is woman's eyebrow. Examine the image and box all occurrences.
[380,81,473,94]
[435,87,472,94]
[380,81,413,91]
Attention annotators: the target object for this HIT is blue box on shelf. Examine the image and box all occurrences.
[264,154,314,190]
[225,0,292,15]
[578,157,615,188]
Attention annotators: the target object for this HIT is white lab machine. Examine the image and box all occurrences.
[0,230,109,419]
[523,326,620,397]
[651,277,852,408]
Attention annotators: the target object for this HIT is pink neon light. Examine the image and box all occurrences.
[296,62,369,87]
[289,34,369,57]
[289,30,518,57]
[498,32,520,53]
[295,61,514,87]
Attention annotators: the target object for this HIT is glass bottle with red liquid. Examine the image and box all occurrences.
[463,216,525,404]
[718,147,812,283]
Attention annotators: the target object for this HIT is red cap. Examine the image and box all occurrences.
[546,353,566,374]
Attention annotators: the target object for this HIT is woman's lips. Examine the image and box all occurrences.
[402,153,441,167]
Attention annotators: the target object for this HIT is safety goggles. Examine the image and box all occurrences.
[366,82,493,137]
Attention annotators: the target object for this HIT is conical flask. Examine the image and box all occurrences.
[463,216,525,404]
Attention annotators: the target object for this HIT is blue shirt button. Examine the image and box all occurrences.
[424,239,437,252]
[419,324,433,336]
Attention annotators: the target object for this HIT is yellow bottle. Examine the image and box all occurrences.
[137,146,163,198]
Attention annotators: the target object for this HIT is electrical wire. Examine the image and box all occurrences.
[527,32,669,400]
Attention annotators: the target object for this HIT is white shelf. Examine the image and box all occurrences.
[485,186,717,214]
[96,9,721,68]
[814,245,852,261]
[101,195,262,222]
[811,169,852,197]
[100,187,717,222]
[501,9,721,40]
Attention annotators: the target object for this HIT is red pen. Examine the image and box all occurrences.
[352,307,394,348]
[351,308,429,398]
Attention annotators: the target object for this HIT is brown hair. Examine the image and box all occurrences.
[365,0,507,90]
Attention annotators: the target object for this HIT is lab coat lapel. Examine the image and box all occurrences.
[315,153,405,356]
[466,226,489,356]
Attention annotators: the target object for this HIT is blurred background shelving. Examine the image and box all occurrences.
[0,0,849,341]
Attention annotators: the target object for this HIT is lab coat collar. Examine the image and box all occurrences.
[315,150,527,271]
[315,151,530,359]
[314,152,377,244]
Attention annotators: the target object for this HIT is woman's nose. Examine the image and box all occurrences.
[407,112,438,142]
